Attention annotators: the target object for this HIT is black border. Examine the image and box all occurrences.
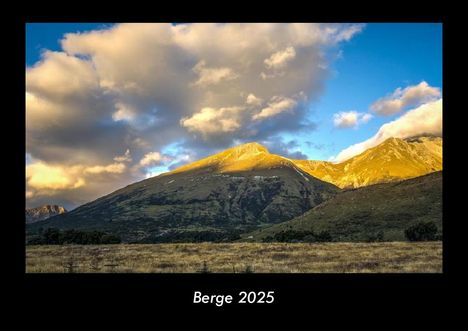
[8,7,460,313]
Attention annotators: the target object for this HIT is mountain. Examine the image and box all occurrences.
[293,136,442,188]
[27,143,339,242]
[25,205,67,224]
[242,171,442,242]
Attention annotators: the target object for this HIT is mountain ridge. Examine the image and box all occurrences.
[26,205,67,224]
[293,136,442,188]
[27,143,339,242]
[26,136,442,243]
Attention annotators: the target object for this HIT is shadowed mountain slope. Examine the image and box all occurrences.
[243,171,442,242]
[27,143,339,242]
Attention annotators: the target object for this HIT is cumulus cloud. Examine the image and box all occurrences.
[113,149,132,162]
[333,99,442,162]
[84,163,126,174]
[370,81,441,115]
[333,111,372,128]
[27,162,86,191]
[139,152,168,167]
[253,96,297,121]
[192,61,238,87]
[181,107,246,138]
[246,93,263,106]
[26,23,363,208]
[264,46,296,70]
[262,137,308,160]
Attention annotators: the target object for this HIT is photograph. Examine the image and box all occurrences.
[25,22,443,274]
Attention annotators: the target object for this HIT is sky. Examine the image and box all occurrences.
[26,23,442,210]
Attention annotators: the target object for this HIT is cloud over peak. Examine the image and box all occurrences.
[370,81,441,115]
[334,98,442,162]
[26,23,364,208]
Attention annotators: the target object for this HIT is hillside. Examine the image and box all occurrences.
[27,143,339,242]
[293,136,442,188]
[242,171,442,242]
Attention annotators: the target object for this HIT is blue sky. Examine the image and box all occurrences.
[26,23,442,208]
[299,23,442,159]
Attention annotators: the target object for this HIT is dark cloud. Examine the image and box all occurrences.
[261,137,308,160]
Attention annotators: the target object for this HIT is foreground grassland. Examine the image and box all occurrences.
[26,242,442,273]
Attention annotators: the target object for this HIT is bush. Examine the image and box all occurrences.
[314,231,333,242]
[364,231,385,242]
[262,230,333,243]
[101,234,122,244]
[405,222,438,241]
[26,228,122,245]
[42,228,61,244]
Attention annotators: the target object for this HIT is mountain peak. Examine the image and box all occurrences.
[226,142,269,158]
[168,141,293,175]
[294,136,442,188]
[26,204,67,223]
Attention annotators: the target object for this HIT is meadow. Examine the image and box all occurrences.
[26,242,442,273]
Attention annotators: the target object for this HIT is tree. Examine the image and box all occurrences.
[43,228,61,244]
[405,222,438,241]
[101,234,121,244]
[315,231,333,242]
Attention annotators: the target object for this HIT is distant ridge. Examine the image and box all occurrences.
[293,136,442,188]
[26,205,67,224]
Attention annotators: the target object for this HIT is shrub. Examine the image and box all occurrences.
[314,231,333,242]
[364,231,385,242]
[405,222,438,241]
[199,261,210,273]
[272,230,333,243]
[42,228,61,244]
[27,228,122,245]
[244,265,254,273]
[101,234,122,244]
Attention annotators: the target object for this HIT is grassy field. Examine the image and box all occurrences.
[26,242,442,273]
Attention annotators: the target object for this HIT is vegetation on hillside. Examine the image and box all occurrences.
[27,228,121,245]
[243,172,442,242]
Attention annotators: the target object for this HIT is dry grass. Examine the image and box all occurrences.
[25,242,442,273]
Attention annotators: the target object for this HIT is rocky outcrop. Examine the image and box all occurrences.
[26,205,67,223]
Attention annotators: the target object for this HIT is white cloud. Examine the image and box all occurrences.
[26,51,99,99]
[113,149,132,162]
[139,152,168,167]
[371,81,441,115]
[253,97,297,121]
[180,107,246,138]
[264,46,296,70]
[85,162,126,174]
[246,93,263,106]
[334,99,442,162]
[27,162,86,191]
[192,60,238,87]
[112,102,136,122]
[333,111,373,129]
